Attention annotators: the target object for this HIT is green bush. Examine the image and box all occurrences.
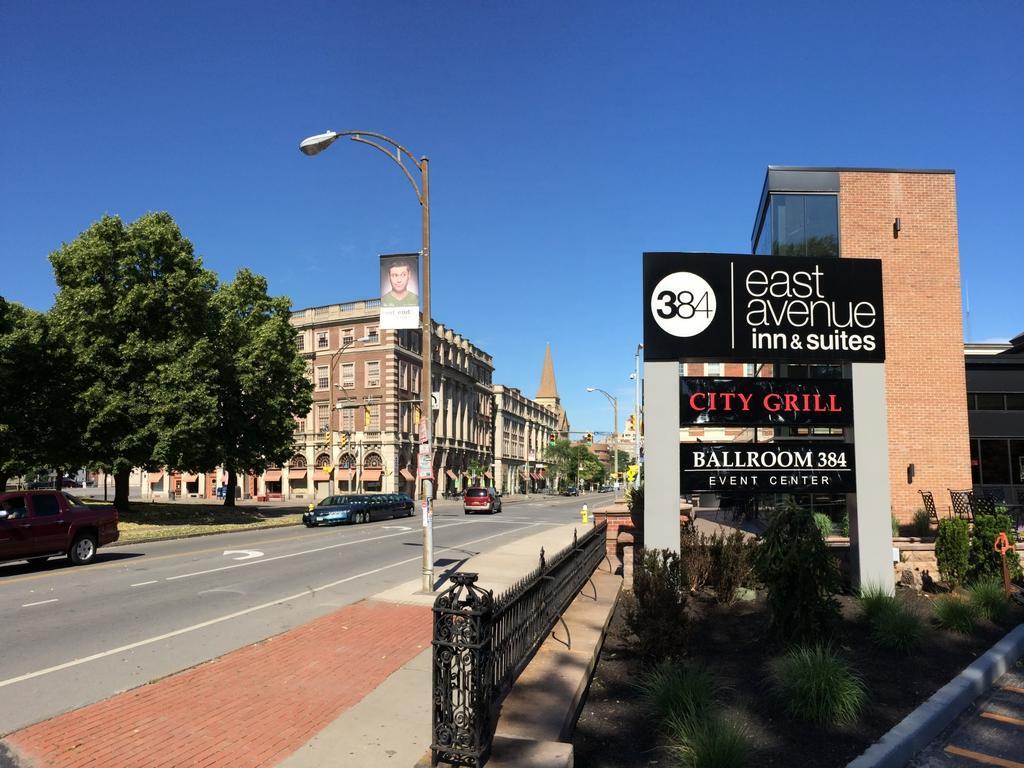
[635,660,717,722]
[935,518,970,588]
[910,508,932,538]
[626,484,644,528]
[755,498,841,644]
[813,512,833,541]
[708,530,757,604]
[871,600,923,653]
[968,579,1009,623]
[665,713,749,768]
[857,583,894,624]
[770,645,866,726]
[624,549,687,659]
[840,511,850,538]
[933,595,979,634]
[892,513,900,537]
[679,525,713,593]
[968,514,1021,584]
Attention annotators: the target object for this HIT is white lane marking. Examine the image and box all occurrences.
[0,523,540,689]
[222,550,264,561]
[380,526,412,532]
[131,581,157,587]
[164,521,475,582]
[21,599,58,608]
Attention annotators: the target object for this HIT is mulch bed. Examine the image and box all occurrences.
[573,588,1024,767]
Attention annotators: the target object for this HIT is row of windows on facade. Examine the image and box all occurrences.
[967,392,1024,412]
[970,438,1024,487]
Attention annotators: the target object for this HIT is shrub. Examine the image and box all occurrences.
[813,512,833,541]
[624,548,687,659]
[635,660,717,722]
[968,579,1009,623]
[968,514,1021,584]
[665,713,749,768]
[933,594,979,634]
[708,530,756,604]
[910,508,932,538]
[770,645,865,726]
[871,600,923,653]
[755,498,841,644]
[891,513,900,537]
[857,583,894,624]
[935,518,970,588]
[626,484,644,529]
[679,525,713,593]
[840,511,850,538]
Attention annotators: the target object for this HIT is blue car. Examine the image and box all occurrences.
[302,494,414,527]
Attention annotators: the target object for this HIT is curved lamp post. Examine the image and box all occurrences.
[300,129,435,593]
[586,387,619,500]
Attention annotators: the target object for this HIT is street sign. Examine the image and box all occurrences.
[421,499,431,528]
[418,452,434,480]
[643,253,885,363]
[680,442,856,493]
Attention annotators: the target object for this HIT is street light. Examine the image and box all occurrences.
[328,335,369,493]
[585,387,619,500]
[633,343,643,489]
[300,128,435,594]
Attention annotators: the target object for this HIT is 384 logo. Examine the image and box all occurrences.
[650,271,716,337]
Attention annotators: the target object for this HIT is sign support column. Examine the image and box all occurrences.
[643,361,681,553]
[849,362,895,594]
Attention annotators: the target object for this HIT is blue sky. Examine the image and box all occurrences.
[2,1,1022,435]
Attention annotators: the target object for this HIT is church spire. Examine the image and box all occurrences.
[536,343,559,401]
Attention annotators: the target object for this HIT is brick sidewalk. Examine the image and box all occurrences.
[6,601,431,768]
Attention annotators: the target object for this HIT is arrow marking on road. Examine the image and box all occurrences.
[223,550,264,561]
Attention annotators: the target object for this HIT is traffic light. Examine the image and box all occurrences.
[339,432,349,448]
[583,432,593,444]
[626,414,636,432]
[548,432,557,446]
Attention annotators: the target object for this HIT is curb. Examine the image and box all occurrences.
[846,623,1024,768]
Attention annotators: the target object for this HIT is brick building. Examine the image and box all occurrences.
[751,167,971,521]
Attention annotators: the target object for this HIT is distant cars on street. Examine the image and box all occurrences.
[0,490,119,566]
[561,486,579,496]
[302,493,414,527]
[463,487,502,514]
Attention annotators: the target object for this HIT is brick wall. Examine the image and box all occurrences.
[838,171,971,521]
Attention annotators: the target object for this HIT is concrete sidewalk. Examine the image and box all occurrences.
[3,521,602,768]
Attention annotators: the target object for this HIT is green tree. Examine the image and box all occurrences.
[0,299,87,490]
[48,213,219,510]
[209,269,312,506]
[544,439,605,489]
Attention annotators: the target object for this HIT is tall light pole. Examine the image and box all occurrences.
[328,335,369,496]
[300,129,435,593]
[633,343,643,488]
[586,387,619,500]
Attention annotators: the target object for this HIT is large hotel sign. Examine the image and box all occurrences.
[680,377,854,427]
[643,253,885,363]
[680,442,857,493]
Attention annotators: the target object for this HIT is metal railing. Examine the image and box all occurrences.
[430,520,608,767]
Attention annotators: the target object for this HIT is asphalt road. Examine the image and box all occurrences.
[0,492,605,735]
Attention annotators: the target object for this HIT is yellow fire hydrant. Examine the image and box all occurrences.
[581,504,589,524]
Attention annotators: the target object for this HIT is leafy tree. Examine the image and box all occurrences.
[209,269,312,506]
[48,213,219,510]
[543,439,604,489]
[0,299,87,490]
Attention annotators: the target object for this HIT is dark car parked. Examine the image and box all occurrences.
[561,486,579,496]
[0,490,119,566]
[463,487,501,514]
[302,493,414,527]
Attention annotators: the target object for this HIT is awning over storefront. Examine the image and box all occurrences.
[362,468,382,483]
[264,470,282,482]
[313,470,330,482]
[183,473,199,483]
[400,468,415,482]
[337,469,354,482]
[288,468,307,480]
[446,469,458,480]
[484,470,493,479]
[530,473,540,481]
[147,471,163,484]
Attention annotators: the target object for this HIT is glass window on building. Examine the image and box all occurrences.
[976,393,1005,410]
[766,194,839,258]
[970,439,981,484]
[1011,440,1024,485]
[316,365,328,390]
[1006,393,1024,411]
[979,439,1011,484]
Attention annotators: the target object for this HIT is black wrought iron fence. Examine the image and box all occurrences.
[430,520,608,767]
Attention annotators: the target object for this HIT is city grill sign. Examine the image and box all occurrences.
[681,443,857,493]
[680,377,853,427]
[643,253,886,363]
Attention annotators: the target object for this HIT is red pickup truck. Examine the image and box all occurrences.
[0,490,119,566]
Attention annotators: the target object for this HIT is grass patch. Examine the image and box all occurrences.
[968,580,1009,623]
[857,583,894,624]
[665,713,748,768]
[635,660,717,722]
[871,601,924,653]
[770,645,866,727]
[114,502,304,544]
[933,595,980,634]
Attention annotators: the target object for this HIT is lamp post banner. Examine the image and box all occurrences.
[680,377,854,427]
[380,252,421,329]
[680,442,857,493]
[643,252,885,363]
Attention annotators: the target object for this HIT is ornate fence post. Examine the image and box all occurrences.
[431,572,495,767]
